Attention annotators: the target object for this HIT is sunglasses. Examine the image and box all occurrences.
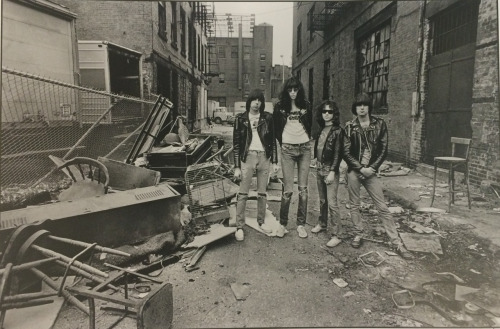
[287,87,299,92]
[322,110,334,114]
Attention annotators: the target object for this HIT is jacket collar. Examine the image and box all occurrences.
[352,116,377,127]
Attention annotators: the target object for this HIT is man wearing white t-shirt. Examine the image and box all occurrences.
[233,90,279,241]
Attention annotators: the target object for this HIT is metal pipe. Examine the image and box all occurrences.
[47,235,131,257]
[31,245,108,278]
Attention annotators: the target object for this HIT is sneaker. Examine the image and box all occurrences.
[311,224,326,233]
[259,223,272,234]
[276,225,287,238]
[297,225,308,238]
[326,236,342,248]
[395,244,413,260]
[351,235,362,248]
[235,229,244,241]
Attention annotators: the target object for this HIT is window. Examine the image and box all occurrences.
[243,73,249,84]
[356,20,391,113]
[188,20,195,64]
[260,53,266,61]
[296,69,301,81]
[260,66,266,73]
[218,46,225,58]
[431,1,479,55]
[244,46,251,60]
[260,78,265,86]
[308,5,315,42]
[296,23,302,54]
[171,2,177,47]
[198,36,201,69]
[219,73,225,83]
[218,97,226,107]
[180,8,186,56]
[158,2,167,40]
[323,59,330,100]
[308,68,314,106]
[231,46,238,58]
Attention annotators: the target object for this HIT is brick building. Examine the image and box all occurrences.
[293,0,499,186]
[57,1,211,131]
[207,23,273,113]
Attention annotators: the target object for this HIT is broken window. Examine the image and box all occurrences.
[356,20,391,114]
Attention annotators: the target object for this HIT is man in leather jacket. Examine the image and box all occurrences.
[233,89,279,241]
[343,93,413,259]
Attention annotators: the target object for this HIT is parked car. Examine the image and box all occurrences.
[212,107,229,124]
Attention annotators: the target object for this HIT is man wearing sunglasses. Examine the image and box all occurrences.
[343,93,413,260]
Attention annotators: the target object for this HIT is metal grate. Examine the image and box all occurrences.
[134,190,165,201]
[431,1,479,55]
[185,161,230,222]
[0,216,28,229]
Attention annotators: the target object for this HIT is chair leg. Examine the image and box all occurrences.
[448,163,453,212]
[451,166,455,204]
[465,163,471,209]
[431,161,438,207]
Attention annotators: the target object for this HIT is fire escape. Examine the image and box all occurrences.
[194,3,218,79]
[307,2,351,32]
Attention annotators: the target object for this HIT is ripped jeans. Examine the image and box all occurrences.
[279,142,312,227]
[236,150,271,229]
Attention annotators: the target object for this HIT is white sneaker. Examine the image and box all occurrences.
[276,225,287,238]
[311,224,326,233]
[297,225,308,238]
[235,229,244,241]
[259,223,272,234]
[326,236,342,248]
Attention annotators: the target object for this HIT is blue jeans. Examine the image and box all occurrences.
[316,169,341,236]
[347,170,401,245]
[279,142,312,226]
[236,151,271,229]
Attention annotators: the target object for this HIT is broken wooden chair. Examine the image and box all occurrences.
[66,263,173,329]
[56,157,110,201]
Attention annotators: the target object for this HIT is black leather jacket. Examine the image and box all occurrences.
[233,111,278,168]
[272,101,313,145]
[343,116,388,172]
[314,125,343,173]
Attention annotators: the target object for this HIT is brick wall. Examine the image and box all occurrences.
[470,0,499,185]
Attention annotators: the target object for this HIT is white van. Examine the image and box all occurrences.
[212,107,229,124]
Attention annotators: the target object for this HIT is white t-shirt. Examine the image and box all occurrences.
[248,113,264,151]
[282,109,309,144]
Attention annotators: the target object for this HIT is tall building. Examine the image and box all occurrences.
[207,23,273,112]
[293,1,499,187]
[56,1,212,131]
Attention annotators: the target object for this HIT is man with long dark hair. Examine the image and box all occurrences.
[233,89,279,241]
[343,93,413,259]
[273,77,313,238]
[311,100,344,247]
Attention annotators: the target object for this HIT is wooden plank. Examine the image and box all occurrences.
[98,157,160,190]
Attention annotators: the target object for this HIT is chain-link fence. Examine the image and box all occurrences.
[1,66,158,188]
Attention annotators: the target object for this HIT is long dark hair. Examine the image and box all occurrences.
[246,89,266,113]
[317,100,340,128]
[278,76,307,112]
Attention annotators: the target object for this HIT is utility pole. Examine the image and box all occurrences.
[280,55,284,84]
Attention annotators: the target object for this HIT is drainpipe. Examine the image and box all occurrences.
[415,0,427,118]
[238,22,243,95]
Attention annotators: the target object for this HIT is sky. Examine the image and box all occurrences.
[211,2,295,67]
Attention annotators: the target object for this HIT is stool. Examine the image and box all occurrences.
[431,137,471,212]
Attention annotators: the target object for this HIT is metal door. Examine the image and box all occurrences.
[424,0,479,164]
[425,43,475,163]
